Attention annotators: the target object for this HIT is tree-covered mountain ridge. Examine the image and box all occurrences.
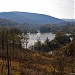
[0,11,64,24]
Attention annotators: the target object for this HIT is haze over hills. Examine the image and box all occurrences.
[0,18,18,26]
[0,12,64,24]
[63,19,75,22]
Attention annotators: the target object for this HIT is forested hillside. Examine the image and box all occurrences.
[0,12,63,24]
[0,27,75,75]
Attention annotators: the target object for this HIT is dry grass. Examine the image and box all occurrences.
[0,49,75,75]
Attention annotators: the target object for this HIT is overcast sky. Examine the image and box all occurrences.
[0,0,74,19]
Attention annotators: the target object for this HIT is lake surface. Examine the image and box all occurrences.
[28,33,56,47]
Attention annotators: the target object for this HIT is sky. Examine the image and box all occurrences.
[0,0,74,19]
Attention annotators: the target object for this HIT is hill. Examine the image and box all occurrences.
[0,28,75,75]
[63,19,75,22]
[0,48,75,75]
[0,18,18,26]
[0,12,63,24]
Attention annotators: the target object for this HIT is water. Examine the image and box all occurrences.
[28,33,56,47]
[21,32,73,48]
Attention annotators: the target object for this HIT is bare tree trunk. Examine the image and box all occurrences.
[53,59,56,75]
[26,43,27,49]
[12,27,15,54]
[6,30,10,75]
[53,66,56,75]
[10,27,15,67]
[1,31,5,74]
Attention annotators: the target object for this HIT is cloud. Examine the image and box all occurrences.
[0,0,74,19]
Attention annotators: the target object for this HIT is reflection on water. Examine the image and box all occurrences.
[28,33,55,47]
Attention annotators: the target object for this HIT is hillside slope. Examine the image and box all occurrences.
[0,12,63,24]
[0,47,75,75]
[0,18,18,26]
